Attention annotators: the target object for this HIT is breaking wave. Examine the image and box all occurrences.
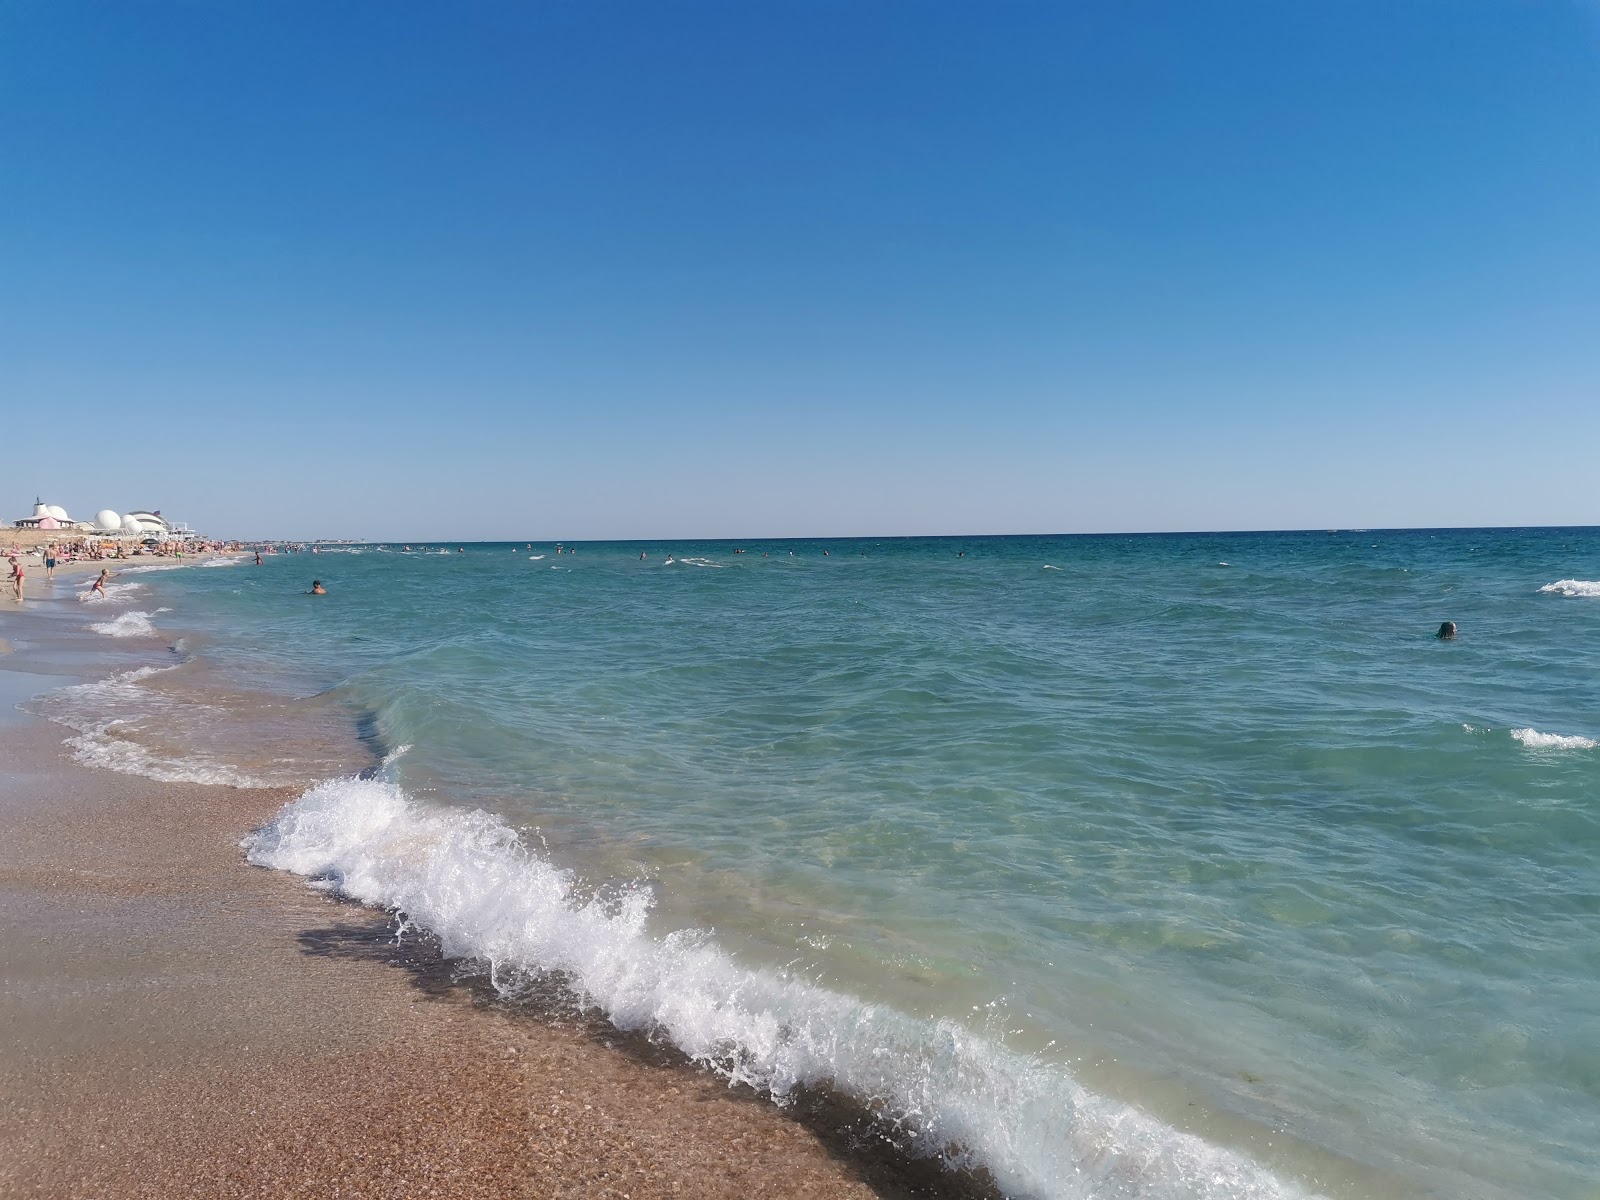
[1538,580,1600,598]
[1511,728,1597,751]
[90,610,162,638]
[244,776,1319,1200]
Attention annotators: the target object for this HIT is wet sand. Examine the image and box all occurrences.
[0,696,934,1198]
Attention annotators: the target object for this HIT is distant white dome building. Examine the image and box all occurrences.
[122,510,173,536]
[45,504,69,522]
[95,509,122,531]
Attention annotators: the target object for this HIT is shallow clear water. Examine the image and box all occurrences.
[33,531,1600,1198]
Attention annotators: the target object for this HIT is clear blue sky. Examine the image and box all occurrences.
[3,2,1597,540]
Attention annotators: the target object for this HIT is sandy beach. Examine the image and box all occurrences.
[0,624,978,1197]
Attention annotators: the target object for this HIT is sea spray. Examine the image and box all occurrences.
[245,775,1317,1200]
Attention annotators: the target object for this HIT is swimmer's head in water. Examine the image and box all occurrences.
[1436,621,1457,640]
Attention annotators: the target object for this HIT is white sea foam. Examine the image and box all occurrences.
[78,581,145,603]
[527,554,546,560]
[90,610,159,638]
[1511,728,1597,750]
[65,727,276,786]
[201,555,247,567]
[245,778,1318,1200]
[678,557,722,568]
[1538,580,1600,598]
[35,665,276,788]
[119,562,185,575]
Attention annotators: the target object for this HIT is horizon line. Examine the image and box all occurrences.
[237,523,1600,543]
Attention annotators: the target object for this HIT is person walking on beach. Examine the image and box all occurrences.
[8,556,23,602]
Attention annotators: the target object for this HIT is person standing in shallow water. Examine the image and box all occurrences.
[308,580,326,595]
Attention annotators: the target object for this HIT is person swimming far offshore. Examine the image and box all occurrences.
[1436,621,1457,639]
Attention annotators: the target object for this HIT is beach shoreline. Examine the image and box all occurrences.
[0,542,1426,1200]
[3,551,249,612]
[7,534,1587,1199]
[0,590,989,1198]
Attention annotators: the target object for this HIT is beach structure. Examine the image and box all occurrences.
[122,510,173,535]
[11,500,186,539]
[11,498,79,530]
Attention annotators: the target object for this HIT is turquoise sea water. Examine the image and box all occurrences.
[31,530,1600,1198]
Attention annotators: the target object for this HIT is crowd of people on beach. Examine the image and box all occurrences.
[4,536,247,602]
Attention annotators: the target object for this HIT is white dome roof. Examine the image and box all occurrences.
[45,505,69,521]
[120,514,149,532]
[94,509,122,531]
